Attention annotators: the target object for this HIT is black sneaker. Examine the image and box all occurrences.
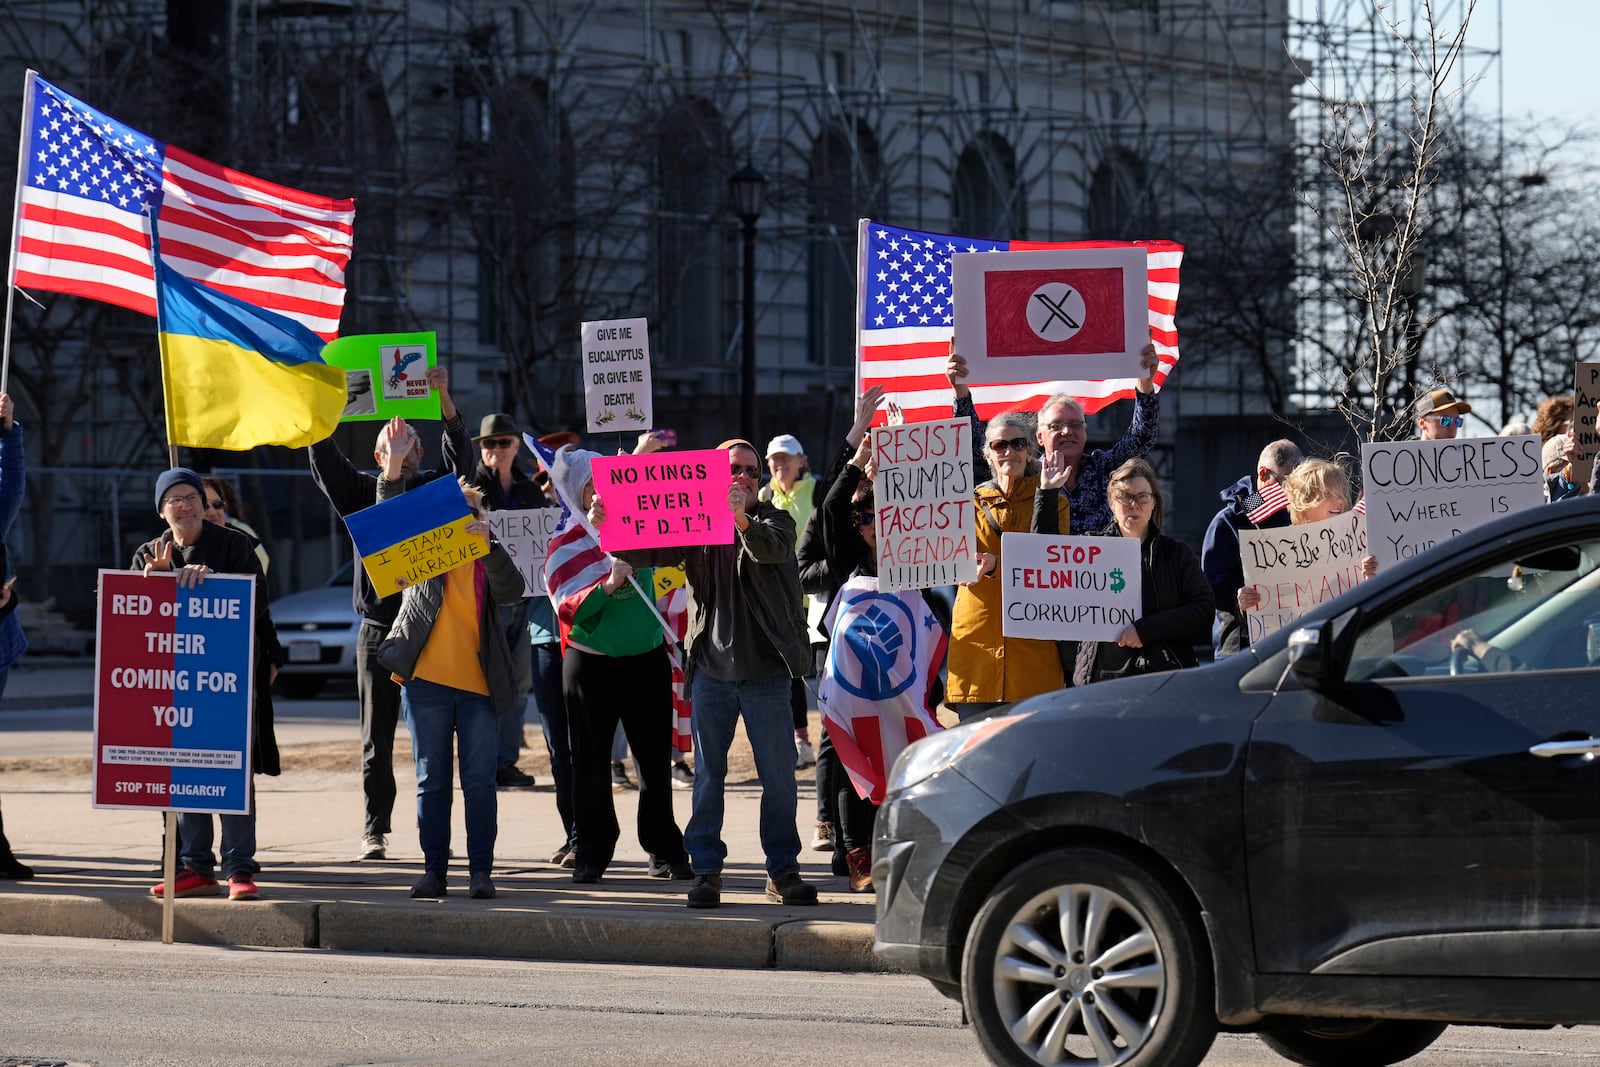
[411,871,447,898]
[765,873,818,906]
[496,765,537,789]
[469,872,496,899]
[671,761,695,789]
[610,761,636,789]
[686,873,721,908]
[572,865,601,885]
[646,855,672,879]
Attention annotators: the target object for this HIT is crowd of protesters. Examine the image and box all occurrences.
[1,357,1589,904]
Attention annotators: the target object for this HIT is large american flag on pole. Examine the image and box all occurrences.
[10,71,355,339]
[857,219,1182,422]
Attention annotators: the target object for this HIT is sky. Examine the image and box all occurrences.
[1470,0,1594,134]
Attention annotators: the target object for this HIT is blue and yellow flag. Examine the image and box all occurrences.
[343,475,489,596]
[153,230,347,450]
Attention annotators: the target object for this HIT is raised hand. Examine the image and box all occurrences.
[849,384,888,442]
[1040,448,1072,491]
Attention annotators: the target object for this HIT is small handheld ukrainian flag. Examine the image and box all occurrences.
[152,222,347,450]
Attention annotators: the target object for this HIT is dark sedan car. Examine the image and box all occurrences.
[875,496,1600,1066]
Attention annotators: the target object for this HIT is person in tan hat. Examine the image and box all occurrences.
[1415,388,1472,441]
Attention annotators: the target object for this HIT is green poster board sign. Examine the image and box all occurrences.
[321,331,443,422]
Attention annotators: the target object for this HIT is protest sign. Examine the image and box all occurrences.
[1572,362,1600,492]
[343,475,488,595]
[590,449,734,551]
[1240,510,1368,643]
[1362,436,1544,567]
[483,506,563,597]
[1000,534,1142,641]
[93,571,255,814]
[582,317,652,434]
[951,247,1149,384]
[871,419,977,590]
[320,331,441,422]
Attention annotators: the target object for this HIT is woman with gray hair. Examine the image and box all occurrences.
[946,410,1072,720]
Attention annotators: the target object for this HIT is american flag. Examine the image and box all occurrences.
[527,436,612,648]
[11,71,355,339]
[857,219,1182,423]
[1245,479,1290,524]
[657,581,693,754]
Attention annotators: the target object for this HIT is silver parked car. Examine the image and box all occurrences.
[272,561,358,699]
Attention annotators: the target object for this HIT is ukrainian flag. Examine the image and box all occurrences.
[153,230,347,450]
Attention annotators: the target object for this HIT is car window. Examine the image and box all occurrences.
[1347,539,1600,681]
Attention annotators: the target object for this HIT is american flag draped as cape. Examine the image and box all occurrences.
[527,437,612,650]
[819,575,948,804]
[856,219,1182,423]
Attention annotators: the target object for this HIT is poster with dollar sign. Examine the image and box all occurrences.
[1000,533,1142,640]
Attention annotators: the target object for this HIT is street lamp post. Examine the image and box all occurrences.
[730,162,766,443]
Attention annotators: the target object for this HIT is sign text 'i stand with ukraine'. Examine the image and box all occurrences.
[94,572,255,815]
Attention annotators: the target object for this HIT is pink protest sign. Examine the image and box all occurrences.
[591,449,736,550]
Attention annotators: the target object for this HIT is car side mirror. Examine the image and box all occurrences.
[1286,623,1330,689]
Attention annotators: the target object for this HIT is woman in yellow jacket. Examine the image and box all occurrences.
[947,410,1072,721]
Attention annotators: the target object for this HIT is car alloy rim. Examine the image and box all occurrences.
[991,883,1166,1065]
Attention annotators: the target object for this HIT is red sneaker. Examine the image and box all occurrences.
[228,874,260,901]
[150,869,220,898]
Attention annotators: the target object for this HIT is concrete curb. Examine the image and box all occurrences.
[776,919,894,972]
[0,892,318,947]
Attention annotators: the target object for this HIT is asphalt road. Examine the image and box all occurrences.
[2,935,1598,1067]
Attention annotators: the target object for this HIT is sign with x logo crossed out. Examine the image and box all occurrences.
[951,246,1151,384]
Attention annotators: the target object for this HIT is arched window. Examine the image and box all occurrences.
[952,132,1025,240]
[656,99,735,364]
[808,119,884,367]
[1086,148,1153,240]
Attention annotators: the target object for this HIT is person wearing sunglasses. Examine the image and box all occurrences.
[468,414,552,792]
[202,476,270,578]
[947,412,1073,722]
[1414,387,1472,441]
[1073,458,1213,686]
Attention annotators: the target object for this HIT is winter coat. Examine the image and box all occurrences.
[1074,529,1214,687]
[1200,475,1294,657]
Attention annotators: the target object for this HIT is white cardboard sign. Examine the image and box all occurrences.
[1361,436,1544,567]
[482,507,563,598]
[1000,534,1142,641]
[871,419,978,590]
[951,247,1148,384]
[582,317,652,434]
[1241,510,1368,643]
[1571,362,1600,493]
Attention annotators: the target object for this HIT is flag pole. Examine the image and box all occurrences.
[2,71,40,395]
[147,208,180,467]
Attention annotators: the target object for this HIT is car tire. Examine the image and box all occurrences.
[1257,1019,1447,1066]
[276,675,325,700]
[961,847,1216,1067]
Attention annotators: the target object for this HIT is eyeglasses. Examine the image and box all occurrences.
[987,436,1029,454]
[852,512,875,527]
[730,464,761,478]
[206,499,226,510]
[1113,492,1156,507]
[1430,415,1464,429]
[163,492,202,509]
[481,437,518,450]
[1043,419,1087,433]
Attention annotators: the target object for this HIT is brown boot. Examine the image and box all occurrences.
[846,846,873,893]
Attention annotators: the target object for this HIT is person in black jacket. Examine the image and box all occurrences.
[1074,458,1214,686]
[309,365,472,861]
[1200,439,1302,658]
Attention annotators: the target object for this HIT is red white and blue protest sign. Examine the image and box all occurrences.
[92,570,256,815]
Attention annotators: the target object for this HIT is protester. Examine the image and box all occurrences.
[813,440,949,891]
[946,411,1072,720]
[1237,458,1379,615]
[0,393,32,881]
[595,439,818,910]
[1073,459,1213,685]
[374,421,524,900]
[1532,395,1574,443]
[528,431,580,866]
[1200,439,1303,658]
[544,445,691,884]
[308,365,470,861]
[468,413,549,790]
[202,476,270,576]
[136,467,282,900]
[1543,434,1583,502]
[1414,388,1471,440]
[761,433,820,769]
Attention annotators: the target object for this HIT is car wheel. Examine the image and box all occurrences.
[276,675,325,700]
[961,848,1215,1067]
[1257,1019,1448,1066]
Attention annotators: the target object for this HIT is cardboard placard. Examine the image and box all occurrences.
[582,317,652,433]
[590,449,735,551]
[320,331,442,422]
[871,419,978,590]
[1240,510,1368,643]
[93,571,255,815]
[483,507,563,598]
[1362,436,1545,567]
[951,247,1148,384]
[343,476,489,595]
[1572,362,1600,492]
[1000,534,1142,641]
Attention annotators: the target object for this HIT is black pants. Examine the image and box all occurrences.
[356,621,402,838]
[815,724,839,826]
[564,644,686,873]
[836,775,877,854]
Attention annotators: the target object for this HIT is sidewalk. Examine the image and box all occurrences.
[0,661,883,973]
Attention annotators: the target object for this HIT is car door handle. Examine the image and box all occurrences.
[1529,738,1600,759]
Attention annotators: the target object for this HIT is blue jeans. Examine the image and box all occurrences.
[403,678,498,876]
[686,671,801,878]
[179,809,258,881]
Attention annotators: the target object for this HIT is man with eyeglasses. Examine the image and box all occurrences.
[1201,439,1303,658]
[468,414,552,790]
[1414,388,1472,440]
[308,365,472,861]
